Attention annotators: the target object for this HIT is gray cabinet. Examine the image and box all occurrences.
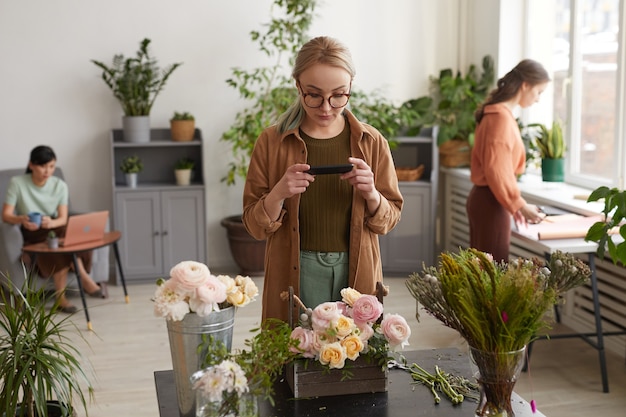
[110,129,207,283]
[379,129,438,275]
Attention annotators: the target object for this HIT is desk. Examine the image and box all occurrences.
[154,349,544,417]
[512,227,626,393]
[22,231,129,330]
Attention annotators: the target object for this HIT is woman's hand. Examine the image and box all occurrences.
[342,157,381,213]
[516,204,545,227]
[263,163,314,221]
[22,215,40,231]
[40,215,53,229]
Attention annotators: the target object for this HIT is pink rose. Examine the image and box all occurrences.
[311,302,342,331]
[290,327,317,358]
[351,295,383,324]
[169,261,211,292]
[356,322,374,342]
[188,275,227,316]
[380,313,411,350]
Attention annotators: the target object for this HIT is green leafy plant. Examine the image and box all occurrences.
[171,111,194,121]
[527,119,565,159]
[174,157,194,170]
[413,56,495,146]
[120,155,143,174]
[0,273,94,417]
[47,230,56,239]
[91,38,182,116]
[585,186,626,266]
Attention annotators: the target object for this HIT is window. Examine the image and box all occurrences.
[527,0,624,188]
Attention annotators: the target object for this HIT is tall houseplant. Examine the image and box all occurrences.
[412,56,495,167]
[91,38,182,143]
[0,274,94,417]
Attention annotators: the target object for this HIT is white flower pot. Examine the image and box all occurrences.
[175,169,192,186]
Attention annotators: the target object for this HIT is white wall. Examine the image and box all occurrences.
[0,0,503,271]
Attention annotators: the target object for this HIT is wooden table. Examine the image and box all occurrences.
[22,230,129,330]
[512,226,626,393]
[154,348,544,417]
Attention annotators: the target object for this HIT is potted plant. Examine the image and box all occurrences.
[47,230,59,249]
[170,112,196,142]
[174,157,194,186]
[527,119,565,182]
[410,56,495,167]
[0,275,94,416]
[120,155,143,188]
[585,186,626,266]
[91,38,183,143]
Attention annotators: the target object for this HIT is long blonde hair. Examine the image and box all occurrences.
[277,36,356,133]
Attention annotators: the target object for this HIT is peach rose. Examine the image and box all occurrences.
[319,342,347,369]
[333,315,356,339]
[340,287,362,307]
[351,295,383,324]
[381,313,411,350]
[340,334,365,360]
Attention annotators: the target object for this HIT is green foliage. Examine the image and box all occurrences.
[120,155,143,174]
[220,0,315,185]
[406,248,590,352]
[220,0,414,184]
[91,38,182,116]
[585,186,626,266]
[47,230,56,239]
[199,319,300,404]
[171,111,194,121]
[527,119,565,159]
[412,56,495,146]
[0,273,94,417]
[174,157,194,170]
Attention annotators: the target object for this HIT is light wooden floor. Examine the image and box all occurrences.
[62,276,626,417]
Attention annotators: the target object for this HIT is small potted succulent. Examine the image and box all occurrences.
[170,112,196,142]
[47,230,59,249]
[120,155,143,188]
[174,157,195,186]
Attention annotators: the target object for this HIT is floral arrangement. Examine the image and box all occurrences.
[289,287,412,369]
[406,248,591,416]
[153,260,259,321]
[405,248,591,353]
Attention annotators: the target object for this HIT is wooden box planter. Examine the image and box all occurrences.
[286,356,388,398]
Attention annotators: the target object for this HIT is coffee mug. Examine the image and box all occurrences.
[28,212,42,226]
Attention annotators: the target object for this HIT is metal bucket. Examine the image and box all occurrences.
[166,307,235,417]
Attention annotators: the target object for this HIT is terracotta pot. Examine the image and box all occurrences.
[220,215,266,276]
[170,120,195,142]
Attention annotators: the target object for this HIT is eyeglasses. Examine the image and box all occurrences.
[301,92,351,109]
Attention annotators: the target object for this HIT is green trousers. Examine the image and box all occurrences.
[299,250,349,309]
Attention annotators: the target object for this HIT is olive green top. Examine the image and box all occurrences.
[299,123,352,252]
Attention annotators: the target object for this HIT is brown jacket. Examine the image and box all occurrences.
[243,110,403,322]
[470,103,527,215]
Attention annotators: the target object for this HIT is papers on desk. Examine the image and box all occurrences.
[518,214,615,240]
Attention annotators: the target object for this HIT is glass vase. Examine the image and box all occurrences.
[193,384,258,417]
[469,346,526,417]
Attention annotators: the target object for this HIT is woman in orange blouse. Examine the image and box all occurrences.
[467,59,550,262]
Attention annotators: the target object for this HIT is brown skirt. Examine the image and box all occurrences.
[21,226,93,278]
[466,185,512,263]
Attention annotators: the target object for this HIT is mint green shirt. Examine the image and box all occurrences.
[4,174,68,218]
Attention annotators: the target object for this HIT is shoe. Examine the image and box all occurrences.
[87,288,104,299]
[59,304,78,314]
[98,282,109,299]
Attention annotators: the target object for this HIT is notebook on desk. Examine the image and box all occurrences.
[60,210,109,247]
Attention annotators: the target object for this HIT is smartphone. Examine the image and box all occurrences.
[305,164,353,175]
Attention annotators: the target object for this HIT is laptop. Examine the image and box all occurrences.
[60,210,109,247]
